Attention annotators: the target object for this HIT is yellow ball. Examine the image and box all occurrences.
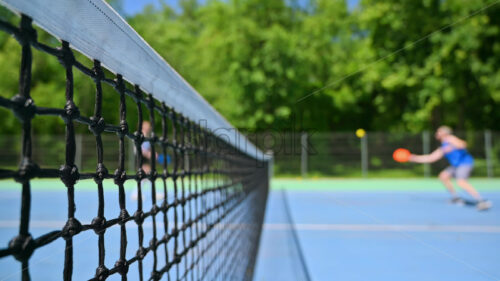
[356,128,366,138]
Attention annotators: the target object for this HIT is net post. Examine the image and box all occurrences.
[423,131,431,178]
[485,129,493,178]
[361,134,368,178]
[300,132,307,178]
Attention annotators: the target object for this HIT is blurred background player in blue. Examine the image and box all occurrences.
[409,126,492,211]
[131,121,167,200]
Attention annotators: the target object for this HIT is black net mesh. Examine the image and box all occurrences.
[0,15,269,281]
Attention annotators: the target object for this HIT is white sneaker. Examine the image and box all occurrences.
[476,200,492,211]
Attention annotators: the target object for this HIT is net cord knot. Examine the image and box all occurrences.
[59,164,79,187]
[91,216,107,235]
[61,218,82,239]
[95,265,109,281]
[10,94,36,123]
[113,169,127,186]
[94,163,109,183]
[15,16,36,46]
[57,41,75,69]
[89,116,106,136]
[114,259,129,276]
[15,158,40,183]
[8,233,35,262]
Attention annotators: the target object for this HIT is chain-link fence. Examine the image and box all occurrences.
[250,131,500,178]
[0,131,498,178]
[0,134,135,174]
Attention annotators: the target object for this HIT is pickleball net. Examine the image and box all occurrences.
[0,1,270,280]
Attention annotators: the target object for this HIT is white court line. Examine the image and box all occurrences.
[264,223,500,233]
[0,220,164,229]
[0,221,253,230]
[2,221,500,233]
[0,221,66,228]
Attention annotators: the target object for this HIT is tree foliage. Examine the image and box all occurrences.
[0,0,499,134]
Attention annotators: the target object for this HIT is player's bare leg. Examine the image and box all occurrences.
[438,170,457,197]
[456,179,481,201]
[438,170,465,205]
[456,179,492,210]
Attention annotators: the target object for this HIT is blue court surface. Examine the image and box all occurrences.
[0,179,499,280]
[254,180,500,281]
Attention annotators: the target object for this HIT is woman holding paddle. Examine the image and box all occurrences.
[394,126,492,211]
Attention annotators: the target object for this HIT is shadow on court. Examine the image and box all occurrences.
[254,180,500,281]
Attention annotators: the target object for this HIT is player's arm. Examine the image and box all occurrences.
[446,135,467,149]
[409,148,443,164]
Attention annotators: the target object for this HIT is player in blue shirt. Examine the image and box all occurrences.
[131,121,166,201]
[409,126,491,211]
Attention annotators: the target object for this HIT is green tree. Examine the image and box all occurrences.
[0,0,499,134]
[352,0,500,131]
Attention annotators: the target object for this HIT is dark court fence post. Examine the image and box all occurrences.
[301,132,308,178]
[423,131,431,178]
[361,134,368,178]
[485,130,493,178]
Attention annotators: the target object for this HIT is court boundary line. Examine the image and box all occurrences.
[3,221,500,233]
[322,193,500,280]
[264,223,500,233]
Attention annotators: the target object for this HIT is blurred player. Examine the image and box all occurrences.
[131,121,164,201]
[409,126,492,211]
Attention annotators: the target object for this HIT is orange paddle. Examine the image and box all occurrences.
[393,148,411,163]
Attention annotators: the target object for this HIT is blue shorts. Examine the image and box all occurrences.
[444,165,473,179]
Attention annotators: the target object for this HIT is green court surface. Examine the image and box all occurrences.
[1,177,499,280]
[271,178,500,191]
[255,179,500,280]
[1,178,499,192]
